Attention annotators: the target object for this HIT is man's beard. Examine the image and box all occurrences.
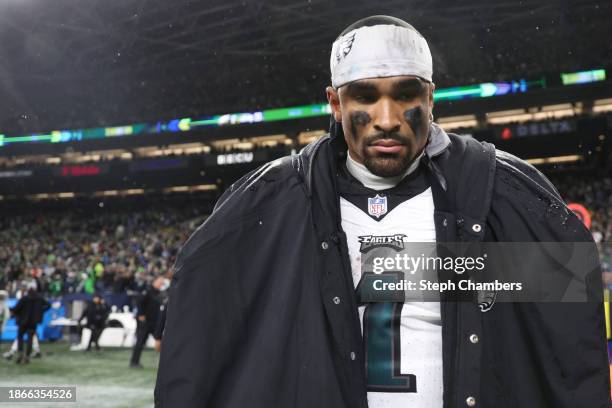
[363,152,413,177]
[361,133,415,177]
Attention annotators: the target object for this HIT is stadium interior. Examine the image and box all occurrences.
[0,0,610,406]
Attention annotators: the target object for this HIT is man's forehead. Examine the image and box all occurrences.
[340,75,426,93]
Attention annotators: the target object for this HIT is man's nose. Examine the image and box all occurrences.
[373,99,401,134]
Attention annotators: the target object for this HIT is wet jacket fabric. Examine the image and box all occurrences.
[155,120,610,408]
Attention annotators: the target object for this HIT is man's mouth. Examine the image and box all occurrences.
[369,139,404,154]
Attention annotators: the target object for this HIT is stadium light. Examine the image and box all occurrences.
[0,75,554,148]
[561,69,606,85]
[526,155,582,165]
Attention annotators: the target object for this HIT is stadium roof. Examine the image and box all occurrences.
[0,0,610,135]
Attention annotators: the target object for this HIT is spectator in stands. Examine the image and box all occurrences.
[0,194,199,299]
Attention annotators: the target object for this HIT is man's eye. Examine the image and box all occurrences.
[398,93,418,101]
[355,95,376,103]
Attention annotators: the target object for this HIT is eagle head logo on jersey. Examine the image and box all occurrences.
[368,194,388,218]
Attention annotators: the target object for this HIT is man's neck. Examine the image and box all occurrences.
[345,150,422,191]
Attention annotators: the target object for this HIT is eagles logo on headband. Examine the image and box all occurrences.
[330,17,433,89]
[335,32,356,63]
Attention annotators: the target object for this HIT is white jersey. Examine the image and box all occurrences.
[338,166,443,408]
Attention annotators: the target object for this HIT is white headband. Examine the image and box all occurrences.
[330,24,433,89]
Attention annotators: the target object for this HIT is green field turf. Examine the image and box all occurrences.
[0,341,158,408]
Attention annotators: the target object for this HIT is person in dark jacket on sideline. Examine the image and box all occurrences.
[78,294,110,352]
[130,275,164,368]
[155,15,611,408]
[10,282,50,364]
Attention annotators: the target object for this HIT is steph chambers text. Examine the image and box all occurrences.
[372,279,523,293]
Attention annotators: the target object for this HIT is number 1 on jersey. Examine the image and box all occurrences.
[357,272,417,392]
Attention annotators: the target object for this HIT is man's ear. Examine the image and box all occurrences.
[326,86,342,122]
[428,82,435,111]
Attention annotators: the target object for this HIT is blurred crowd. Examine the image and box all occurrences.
[550,173,612,282]
[552,174,612,243]
[0,193,211,298]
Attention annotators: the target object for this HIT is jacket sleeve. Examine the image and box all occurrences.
[153,157,269,407]
[154,188,258,408]
[154,157,298,407]
[489,152,611,407]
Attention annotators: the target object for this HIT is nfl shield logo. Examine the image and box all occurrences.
[368,194,387,218]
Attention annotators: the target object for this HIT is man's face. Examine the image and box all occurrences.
[326,75,434,177]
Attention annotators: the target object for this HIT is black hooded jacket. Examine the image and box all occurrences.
[155,120,610,408]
